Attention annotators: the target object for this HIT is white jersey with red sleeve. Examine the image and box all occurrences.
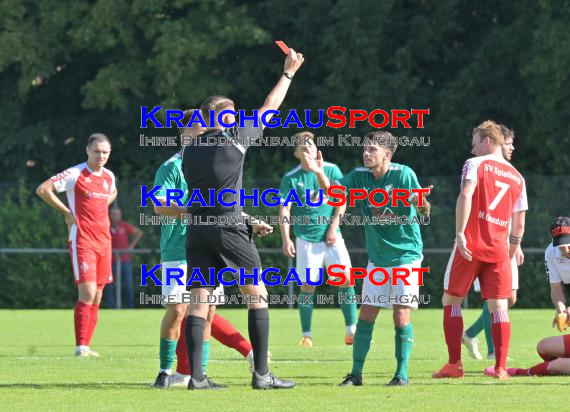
[51,162,116,249]
[461,154,527,262]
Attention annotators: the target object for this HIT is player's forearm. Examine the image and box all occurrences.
[510,211,525,238]
[154,199,187,217]
[108,190,117,205]
[261,75,292,114]
[279,206,292,242]
[36,185,70,216]
[129,232,143,249]
[455,193,471,235]
[551,283,566,312]
[315,171,331,192]
[414,199,431,217]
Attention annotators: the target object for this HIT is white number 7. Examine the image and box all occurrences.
[489,181,510,211]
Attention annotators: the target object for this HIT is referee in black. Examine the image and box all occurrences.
[183,49,304,389]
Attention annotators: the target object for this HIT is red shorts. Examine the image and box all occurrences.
[444,244,512,299]
[68,241,113,285]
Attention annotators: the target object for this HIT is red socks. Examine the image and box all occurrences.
[74,300,92,346]
[174,314,252,374]
[87,304,99,344]
[528,361,550,376]
[211,314,252,357]
[443,304,463,363]
[491,309,511,369]
[176,317,191,375]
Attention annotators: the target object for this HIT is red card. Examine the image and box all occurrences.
[275,40,290,55]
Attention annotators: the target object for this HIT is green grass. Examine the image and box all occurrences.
[0,308,565,411]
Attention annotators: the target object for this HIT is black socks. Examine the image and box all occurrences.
[248,308,270,375]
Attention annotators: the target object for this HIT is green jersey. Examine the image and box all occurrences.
[279,162,343,243]
[153,151,188,263]
[337,163,423,267]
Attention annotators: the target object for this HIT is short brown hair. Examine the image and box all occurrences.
[473,120,504,145]
[364,130,397,154]
[180,109,200,135]
[292,131,315,147]
[87,133,111,147]
[499,124,515,142]
[200,95,235,119]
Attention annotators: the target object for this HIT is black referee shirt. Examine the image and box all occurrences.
[182,119,263,217]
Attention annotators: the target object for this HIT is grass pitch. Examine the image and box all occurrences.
[0,308,565,411]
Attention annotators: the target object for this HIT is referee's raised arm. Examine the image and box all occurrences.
[258,49,304,127]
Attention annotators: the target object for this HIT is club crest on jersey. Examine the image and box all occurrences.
[80,262,89,273]
[83,190,92,199]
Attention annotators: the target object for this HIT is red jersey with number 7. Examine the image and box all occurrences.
[51,162,116,249]
[460,154,527,262]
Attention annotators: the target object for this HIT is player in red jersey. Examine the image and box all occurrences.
[484,217,570,377]
[432,120,527,380]
[37,133,117,357]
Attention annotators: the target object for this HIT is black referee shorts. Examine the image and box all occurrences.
[186,223,262,289]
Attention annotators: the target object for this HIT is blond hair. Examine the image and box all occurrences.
[473,120,504,145]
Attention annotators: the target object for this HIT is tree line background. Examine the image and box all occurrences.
[1,0,569,308]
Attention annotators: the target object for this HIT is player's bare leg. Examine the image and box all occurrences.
[240,283,295,389]
[75,282,102,357]
[339,304,380,387]
[432,293,465,378]
[508,290,517,308]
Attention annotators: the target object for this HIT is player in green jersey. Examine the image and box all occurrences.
[279,131,357,347]
[304,131,432,386]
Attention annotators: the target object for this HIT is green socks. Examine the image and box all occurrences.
[351,319,375,376]
[159,338,177,372]
[299,291,314,335]
[299,288,356,337]
[350,320,414,380]
[465,310,484,338]
[202,340,210,372]
[160,338,211,374]
[394,324,413,381]
[465,301,494,356]
[481,302,494,355]
[340,287,357,332]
